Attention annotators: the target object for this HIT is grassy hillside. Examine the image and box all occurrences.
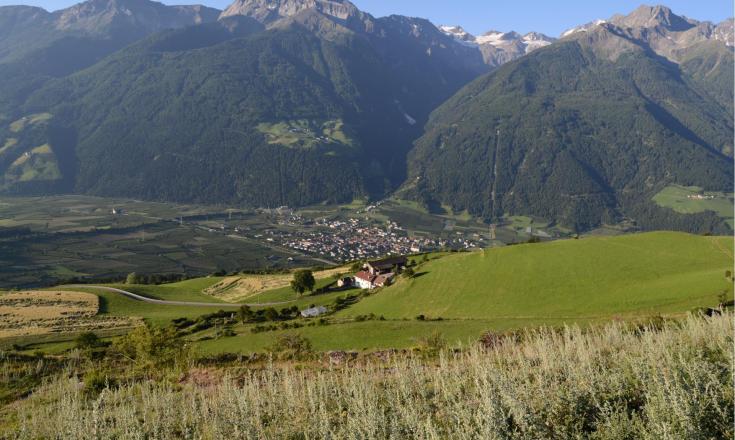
[342,232,733,320]
[5,314,732,438]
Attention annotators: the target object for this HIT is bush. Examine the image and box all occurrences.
[268,334,313,360]
[82,369,111,395]
[74,332,101,350]
[126,272,141,285]
[112,325,191,374]
[417,331,446,355]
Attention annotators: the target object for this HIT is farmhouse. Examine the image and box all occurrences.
[365,256,407,275]
[354,270,395,289]
[354,271,376,289]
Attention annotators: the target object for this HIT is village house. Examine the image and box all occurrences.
[354,271,395,289]
[365,256,408,275]
[353,256,407,289]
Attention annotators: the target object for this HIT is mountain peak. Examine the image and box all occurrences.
[611,4,697,31]
[54,0,219,34]
[439,25,474,42]
[220,0,360,23]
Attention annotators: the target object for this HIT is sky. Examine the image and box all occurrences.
[0,0,731,37]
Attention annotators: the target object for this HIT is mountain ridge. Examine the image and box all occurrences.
[0,0,731,233]
[404,5,733,232]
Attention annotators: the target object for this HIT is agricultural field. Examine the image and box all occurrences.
[0,290,135,338]
[0,196,324,288]
[7,231,729,355]
[203,266,349,302]
[256,119,357,151]
[324,198,567,244]
[0,195,229,233]
[0,195,572,290]
[653,184,734,226]
[121,277,229,303]
[8,113,52,134]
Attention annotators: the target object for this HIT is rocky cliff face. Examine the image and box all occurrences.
[54,0,220,36]
[221,0,360,24]
[562,5,734,63]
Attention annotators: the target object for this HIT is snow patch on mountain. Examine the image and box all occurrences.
[561,19,606,38]
[440,25,554,53]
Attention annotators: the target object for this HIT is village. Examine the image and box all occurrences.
[235,212,482,263]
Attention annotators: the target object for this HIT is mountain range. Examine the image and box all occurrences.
[439,25,556,68]
[0,0,732,232]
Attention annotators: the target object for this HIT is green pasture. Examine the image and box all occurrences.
[653,185,734,220]
[341,232,733,321]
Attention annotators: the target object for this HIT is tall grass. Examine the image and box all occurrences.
[9,314,733,439]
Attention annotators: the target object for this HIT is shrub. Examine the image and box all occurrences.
[74,332,101,350]
[82,369,111,395]
[268,334,313,360]
[417,331,446,355]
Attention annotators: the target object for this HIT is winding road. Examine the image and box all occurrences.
[67,285,297,308]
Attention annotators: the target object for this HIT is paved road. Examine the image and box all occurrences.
[67,285,297,308]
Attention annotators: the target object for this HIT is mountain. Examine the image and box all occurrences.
[0,1,731,233]
[404,5,733,232]
[561,7,734,114]
[439,25,556,67]
[0,0,220,114]
[562,6,734,56]
[0,0,219,63]
[0,0,487,206]
[221,0,365,26]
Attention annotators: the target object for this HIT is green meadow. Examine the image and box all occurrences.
[9,232,732,354]
[653,185,734,226]
[342,232,733,321]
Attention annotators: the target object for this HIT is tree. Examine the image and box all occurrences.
[237,305,254,324]
[264,308,279,321]
[402,267,416,279]
[290,270,316,295]
[126,272,141,285]
[75,332,100,350]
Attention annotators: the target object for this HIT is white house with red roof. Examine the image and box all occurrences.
[354,270,395,289]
